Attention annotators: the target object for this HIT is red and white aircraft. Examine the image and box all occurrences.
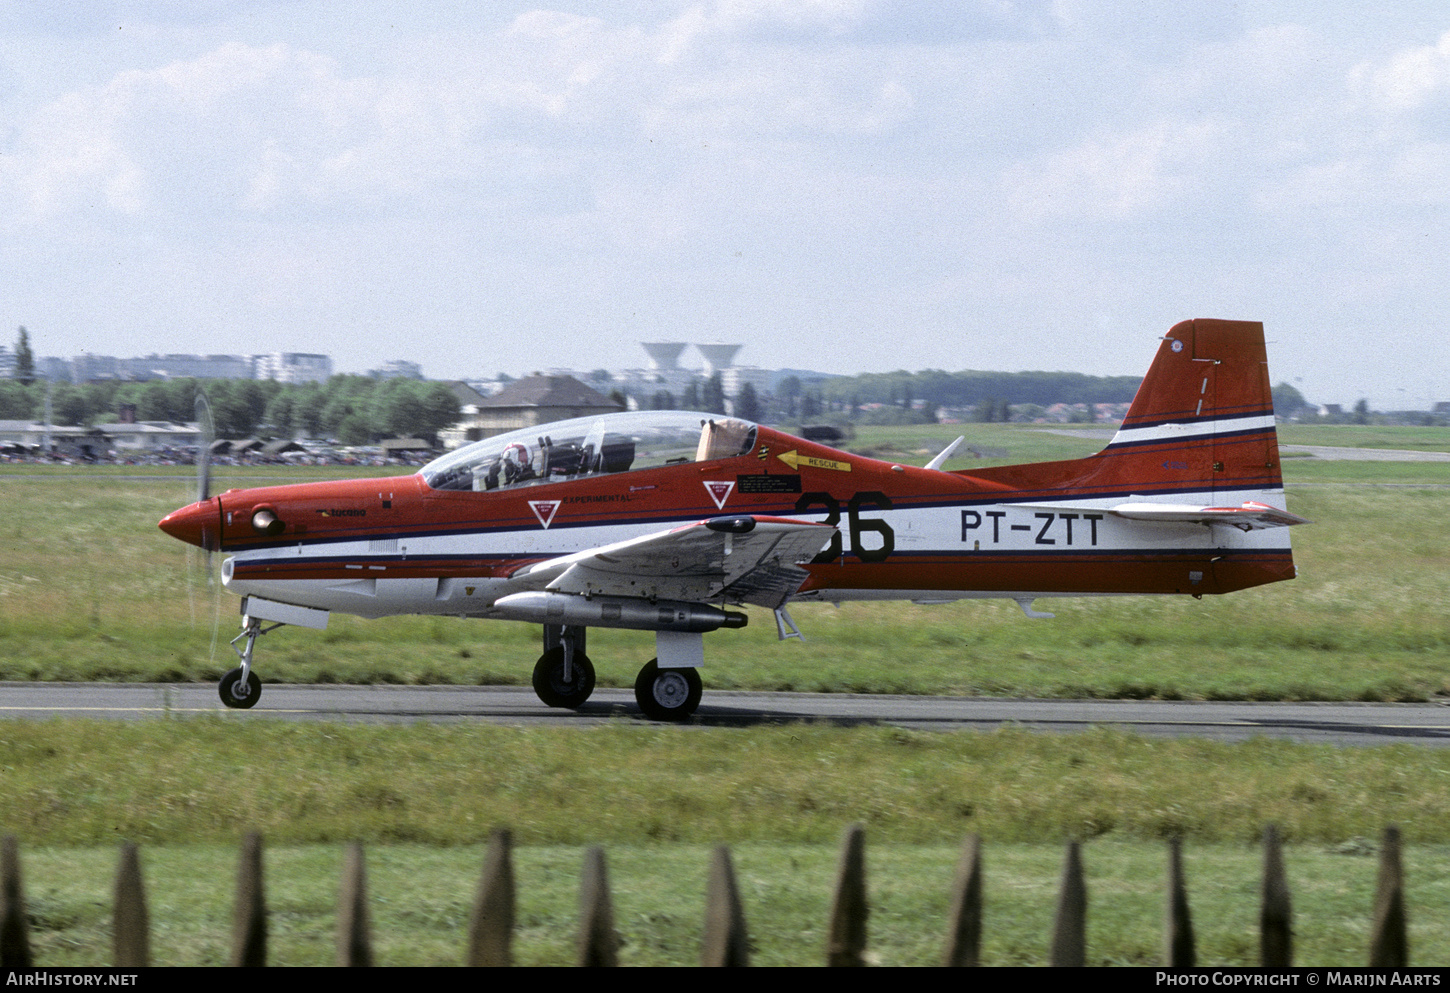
[159,318,1306,720]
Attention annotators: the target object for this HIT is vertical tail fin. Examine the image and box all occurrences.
[966,319,1299,595]
[1099,319,1282,498]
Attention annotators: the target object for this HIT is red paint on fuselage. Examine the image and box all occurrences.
[158,496,221,550]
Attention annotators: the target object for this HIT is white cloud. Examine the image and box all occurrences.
[0,41,491,225]
[1002,119,1225,222]
[1356,28,1450,110]
[0,7,936,236]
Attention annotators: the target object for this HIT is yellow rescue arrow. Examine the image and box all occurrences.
[777,449,852,472]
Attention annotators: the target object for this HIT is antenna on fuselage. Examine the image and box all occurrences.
[925,436,965,471]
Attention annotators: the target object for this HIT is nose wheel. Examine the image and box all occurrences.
[221,611,280,710]
[219,667,262,709]
[634,659,702,721]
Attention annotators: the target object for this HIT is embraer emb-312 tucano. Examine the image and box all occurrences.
[160,318,1307,720]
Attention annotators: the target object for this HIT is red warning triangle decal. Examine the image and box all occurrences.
[528,500,561,529]
[703,480,734,510]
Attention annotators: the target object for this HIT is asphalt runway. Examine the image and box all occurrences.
[3,682,1449,746]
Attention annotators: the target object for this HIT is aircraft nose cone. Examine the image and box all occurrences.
[159,498,220,550]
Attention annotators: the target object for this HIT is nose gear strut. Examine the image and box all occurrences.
[217,597,331,710]
[220,615,282,709]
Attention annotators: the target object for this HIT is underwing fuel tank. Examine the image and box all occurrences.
[488,592,747,632]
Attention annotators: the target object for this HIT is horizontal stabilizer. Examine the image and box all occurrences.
[1108,500,1311,530]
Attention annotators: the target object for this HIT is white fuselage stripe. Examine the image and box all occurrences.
[1107,413,1276,448]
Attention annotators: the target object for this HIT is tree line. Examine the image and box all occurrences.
[0,375,460,445]
[819,368,1144,410]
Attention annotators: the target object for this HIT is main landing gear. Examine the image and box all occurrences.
[533,625,596,709]
[532,625,705,721]
[634,660,702,722]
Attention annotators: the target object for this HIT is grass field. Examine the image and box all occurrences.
[5,721,1450,965]
[847,422,1450,465]
[9,722,1450,847]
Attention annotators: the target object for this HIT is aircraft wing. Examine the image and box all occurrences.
[514,515,837,608]
[1106,500,1311,531]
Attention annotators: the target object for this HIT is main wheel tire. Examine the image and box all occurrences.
[219,667,262,710]
[634,659,702,721]
[532,647,596,709]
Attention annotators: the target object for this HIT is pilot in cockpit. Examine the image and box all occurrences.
[479,442,534,490]
[502,443,533,485]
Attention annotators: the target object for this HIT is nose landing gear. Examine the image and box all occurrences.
[220,613,278,710]
[217,597,331,711]
[219,665,262,709]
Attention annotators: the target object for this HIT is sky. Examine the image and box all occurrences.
[2,1,1448,409]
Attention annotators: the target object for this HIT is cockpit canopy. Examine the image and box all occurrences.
[419,410,759,492]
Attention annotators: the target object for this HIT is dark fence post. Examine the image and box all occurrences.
[1369,825,1408,967]
[1165,836,1195,967]
[1260,825,1292,967]
[112,842,149,968]
[1049,840,1086,967]
[337,842,372,967]
[942,834,982,967]
[1,835,31,968]
[578,845,617,966]
[701,844,749,967]
[467,828,515,967]
[231,831,266,967]
[4,823,1422,966]
[826,823,869,966]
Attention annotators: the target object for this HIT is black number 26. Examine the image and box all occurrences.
[794,491,894,563]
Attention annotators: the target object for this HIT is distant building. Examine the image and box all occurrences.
[441,375,623,448]
[0,345,13,380]
[38,357,70,382]
[618,341,754,409]
[0,419,201,454]
[721,366,771,402]
[105,421,205,451]
[256,352,333,384]
[72,354,122,382]
[122,353,254,380]
[369,359,424,380]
